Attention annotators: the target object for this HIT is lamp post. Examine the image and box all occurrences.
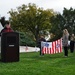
[35,25,38,45]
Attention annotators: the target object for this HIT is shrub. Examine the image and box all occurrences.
[19,32,36,47]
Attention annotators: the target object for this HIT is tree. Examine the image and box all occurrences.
[63,7,75,34]
[8,3,55,41]
[50,7,75,41]
[50,13,65,41]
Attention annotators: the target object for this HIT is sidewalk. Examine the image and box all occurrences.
[20,46,40,53]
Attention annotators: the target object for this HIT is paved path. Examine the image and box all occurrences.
[20,46,40,53]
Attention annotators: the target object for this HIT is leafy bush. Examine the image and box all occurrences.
[19,32,36,47]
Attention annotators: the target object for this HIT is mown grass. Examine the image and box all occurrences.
[0,50,75,75]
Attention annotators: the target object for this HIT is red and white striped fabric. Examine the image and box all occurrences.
[41,38,62,54]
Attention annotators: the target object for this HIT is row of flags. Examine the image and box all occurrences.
[41,38,62,54]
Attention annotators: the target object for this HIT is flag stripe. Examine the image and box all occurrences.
[42,38,62,54]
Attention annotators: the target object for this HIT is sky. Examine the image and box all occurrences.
[0,0,75,20]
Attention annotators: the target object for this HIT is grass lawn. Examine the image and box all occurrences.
[0,50,75,75]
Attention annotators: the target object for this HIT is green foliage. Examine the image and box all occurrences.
[19,32,36,46]
[0,51,75,75]
[50,7,75,41]
[63,7,75,34]
[8,3,55,40]
[50,14,64,41]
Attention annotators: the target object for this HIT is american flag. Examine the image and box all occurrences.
[41,39,62,54]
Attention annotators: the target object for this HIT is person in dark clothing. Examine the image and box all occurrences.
[37,35,46,55]
[70,34,75,53]
[0,21,13,34]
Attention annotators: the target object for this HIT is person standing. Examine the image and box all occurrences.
[0,21,14,34]
[62,29,69,57]
[70,34,75,53]
[37,35,46,55]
